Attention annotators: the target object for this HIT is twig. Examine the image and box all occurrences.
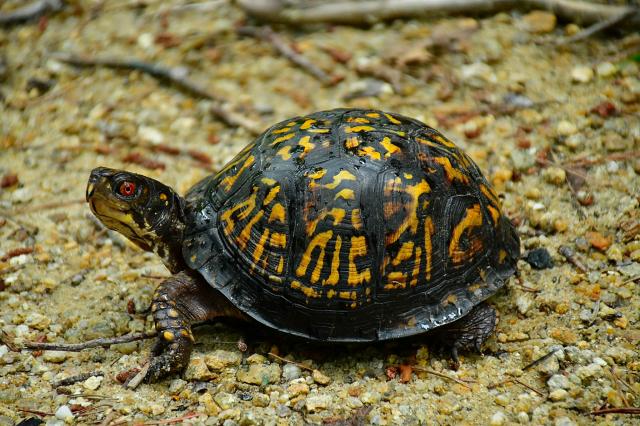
[523,348,559,371]
[17,408,54,417]
[590,407,640,416]
[51,52,261,135]
[0,247,34,262]
[53,371,104,388]
[126,361,150,389]
[3,198,85,215]
[0,0,63,26]
[237,26,337,85]
[563,150,640,168]
[0,330,21,352]
[135,412,199,425]
[621,275,640,285]
[23,331,157,352]
[558,245,588,273]
[410,366,472,389]
[237,0,640,29]
[267,352,314,371]
[488,377,545,397]
[557,8,637,44]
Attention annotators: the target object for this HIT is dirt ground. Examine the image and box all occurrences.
[1,0,639,425]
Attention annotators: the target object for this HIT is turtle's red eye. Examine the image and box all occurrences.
[119,181,136,197]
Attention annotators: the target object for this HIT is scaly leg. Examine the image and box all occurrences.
[144,271,245,382]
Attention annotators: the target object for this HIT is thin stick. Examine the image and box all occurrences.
[17,408,54,417]
[558,245,588,273]
[558,8,637,44]
[267,352,314,371]
[23,331,157,352]
[126,361,150,389]
[51,52,261,135]
[53,371,104,388]
[523,348,559,371]
[0,330,20,352]
[564,150,640,168]
[0,0,63,26]
[512,377,545,397]
[410,366,471,389]
[590,407,640,415]
[4,198,85,215]
[238,0,640,29]
[237,26,336,85]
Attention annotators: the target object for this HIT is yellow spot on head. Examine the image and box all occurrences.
[163,331,175,342]
[159,193,167,201]
[168,309,179,318]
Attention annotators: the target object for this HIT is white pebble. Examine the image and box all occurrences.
[83,375,103,390]
[549,389,568,401]
[571,66,593,83]
[596,62,617,78]
[138,126,164,145]
[490,411,507,425]
[55,405,74,421]
[556,120,577,137]
[137,32,154,49]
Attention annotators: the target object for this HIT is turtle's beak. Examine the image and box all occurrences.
[86,167,116,202]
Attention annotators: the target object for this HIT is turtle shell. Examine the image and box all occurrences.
[182,109,520,342]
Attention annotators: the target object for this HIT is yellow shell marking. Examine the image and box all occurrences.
[269,203,286,223]
[424,217,434,280]
[345,125,375,133]
[221,155,255,191]
[487,204,500,224]
[393,131,406,137]
[159,193,167,201]
[237,210,264,250]
[380,137,400,157]
[296,230,333,283]
[358,146,381,160]
[276,256,284,273]
[345,136,360,149]
[261,177,277,186]
[351,209,363,230]
[449,204,484,264]
[412,246,422,286]
[221,192,257,234]
[499,249,507,263]
[163,331,175,342]
[308,169,327,180]
[346,117,370,124]
[433,133,456,148]
[325,235,342,286]
[366,112,380,118]
[327,289,336,299]
[270,232,287,248]
[271,132,295,146]
[305,207,346,235]
[386,179,431,245]
[298,135,315,156]
[300,119,316,130]
[253,229,270,264]
[434,157,469,184]
[308,128,330,133]
[392,241,414,266]
[480,184,501,208]
[291,280,321,298]
[384,113,401,124]
[277,146,292,160]
[348,236,370,286]
[324,170,356,189]
[335,188,355,200]
[263,186,281,205]
[272,126,292,134]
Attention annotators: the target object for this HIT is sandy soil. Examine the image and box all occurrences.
[0,1,639,425]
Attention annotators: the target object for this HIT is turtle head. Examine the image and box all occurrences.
[86,167,187,273]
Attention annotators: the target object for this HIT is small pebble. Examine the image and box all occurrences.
[543,167,566,185]
[312,369,331,385]
[556,120,577,137]
[282,363,302,381]
[236,363,281,385]
[306,394,332,412]
[204,350,242,371]
[83,375,103,391]
[55,405,73,421]
[571,66,593,83]
[549,389,568,401]
[490,411,507,426]
[547,374,571,390]
[525,248,554,269]
[521,11,557,33]
[43,351,67,363]
[214,392,238,410]
[596,62,617,78]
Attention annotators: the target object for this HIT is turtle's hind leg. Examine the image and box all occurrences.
[143,271,243,382]
[434,302,497,368]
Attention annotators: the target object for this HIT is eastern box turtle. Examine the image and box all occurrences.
[87,108,520,382]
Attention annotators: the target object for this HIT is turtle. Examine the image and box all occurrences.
[86,108,520,382]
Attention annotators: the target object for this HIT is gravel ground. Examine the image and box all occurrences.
[1,1,639,425]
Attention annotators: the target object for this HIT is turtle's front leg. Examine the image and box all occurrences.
[144,271,242,382]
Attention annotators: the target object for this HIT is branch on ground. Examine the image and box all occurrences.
[238,0,640,30]
[0,0,64,27]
